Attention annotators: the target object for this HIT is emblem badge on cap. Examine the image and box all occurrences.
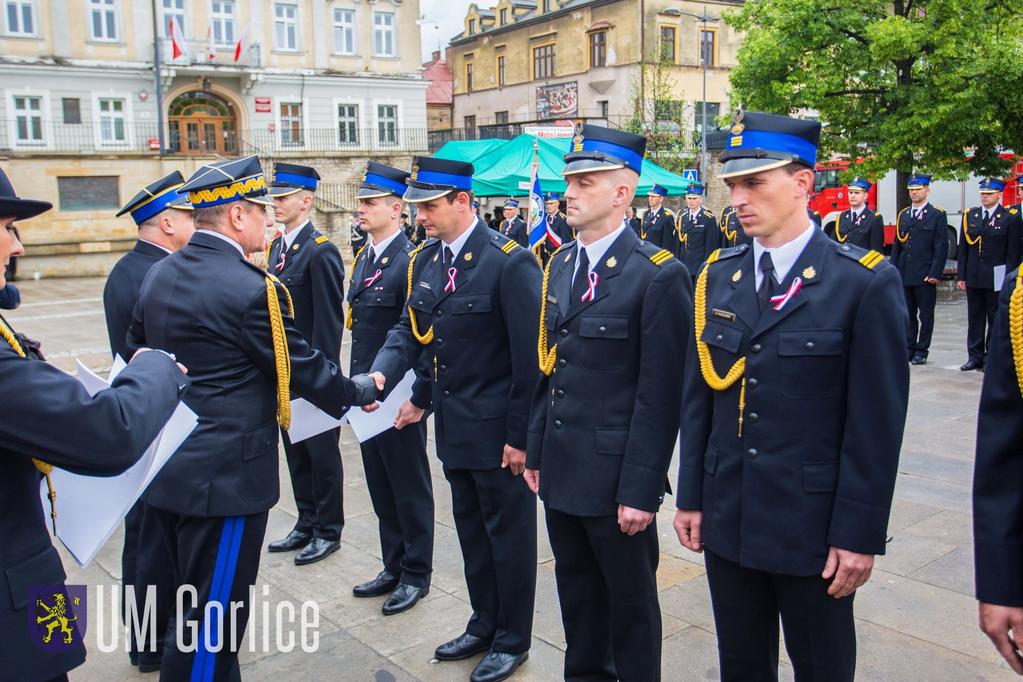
[730,109,745,136]
[572,124,584,152]
[410,165,419,181]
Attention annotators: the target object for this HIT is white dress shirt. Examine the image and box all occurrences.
[283,219,311,250]
[367,228,402,263]
[573,222,627,280]
[441,216,480,261]
[753,223,815,289]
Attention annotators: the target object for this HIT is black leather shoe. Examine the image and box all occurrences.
[382,584,429,615]
[470,651,529,682]
[910,354,927,365]
[960,358,984,371]
[294,538,340,565]
[267,530,313,553]
[353,571,399,598]
[434,632,491,661]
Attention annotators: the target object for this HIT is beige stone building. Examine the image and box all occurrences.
[1,0,427,276]
[448,0,742,136]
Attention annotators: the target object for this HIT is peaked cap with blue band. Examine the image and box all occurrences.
[906,173,932,189]
[719,110,821,179]
[848,176,871,191]
[117,170,192,225]
[647,184,668,197]
[268,162,320,197]
[563,124,647,176]
[404,156,475,204]
[544,192,561,202]
[179,156,274,208]
[357,161,410,199]
[979,177,1006,193]
[503,199,520,209]
[685,182,705,196]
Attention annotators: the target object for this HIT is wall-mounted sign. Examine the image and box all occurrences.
[536,81,578,119]
[254,96,272,113]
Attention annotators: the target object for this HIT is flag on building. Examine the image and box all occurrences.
[233,31,247,62]
[206,27,217,61]
[169,19,188,60]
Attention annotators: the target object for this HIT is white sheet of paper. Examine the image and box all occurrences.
[346,369,416,443]
[109,353,127,380]
[286,397,347,444]
[994,264,1007,292]
[40,362,197,567]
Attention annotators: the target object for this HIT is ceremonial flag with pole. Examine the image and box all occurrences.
[169,18,188,60]
[526,139,547,262]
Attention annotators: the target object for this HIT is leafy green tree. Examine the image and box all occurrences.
[623,51,698,176]
[725,0,1023,207]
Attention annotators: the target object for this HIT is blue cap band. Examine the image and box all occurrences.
[728,130,817,166]
[274,171,318,191]
[130,189,182,224]
[363,172,407,196]
[413,169,473,191]
[583,139,644,173]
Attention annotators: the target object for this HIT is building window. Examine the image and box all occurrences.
[532,43,555,80]
[464,115,476,136]
[62,97,82,124]
[465,61,474,92]
[495,111,508,124]
[12,95,44,145]
[377,104,397,145]
[700,29,717,66]
[97,97,127,144]
[468,18,475,34]
[597,100,608,118]
[211,1,234,46]
[57,176,119,211]
[499,8,507,25]
[89,0,118,41]
[4,0,35,36]
[160,0,183,37]
[659,26,676,63]
[541,0,551,11]
[694,101,721,133]
[274,3,297,51]
[589,30,606,67]
[337,103,358,145]
[654,99,684,123]
[333,7,355,54]
[374,12,395,56]
[497,55,506,87]
[280,101,303,146]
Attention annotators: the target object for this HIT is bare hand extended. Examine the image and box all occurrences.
[979,602,1023,674]
[673,509,703,552]
[957,280,967,291]
[501,444,526,476]
[821,546,874,598]
[361,372,387,413]
[924,276,940,285]
[618,505,654,535]
[523,468,540,494]
[393,400,424,430]
[131,347,188,374]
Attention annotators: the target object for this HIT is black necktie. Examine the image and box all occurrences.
[983,210,992,227]
[570,248,590,309]
[366,245,376,266]
[443,246,454,271]
[757,252,776,312]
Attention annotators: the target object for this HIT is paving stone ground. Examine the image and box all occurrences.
[8,275,1015,681]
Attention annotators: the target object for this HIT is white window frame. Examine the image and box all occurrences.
[88,0,120,43]
[373,99,402,148]
[210,0,235,47]
[333,97,361,149]
[332,6,356,55]
[373,11,395,57]
[273,2,298,52]
[92,92,134,149]
[3,0,37,37]
[160,0,185,38]
[6,89,51,149]
[274,96,309,149]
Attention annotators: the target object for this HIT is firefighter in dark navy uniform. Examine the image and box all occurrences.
[105,170,195,672]
[956,178,1022,371]
[264,162,349,566]
[368,156,540,682]
[500,198,529,248]
[527,125,692,681]
[346,162,436,616]
[831,177,885,252]
[673,112,910,682]
[675,181,721,285]
[720,204,753,248]
[128,156,379,681]
[890,173,949,364]
[541,191,574,264]
[0,166,190,682]
[640,184,674,247]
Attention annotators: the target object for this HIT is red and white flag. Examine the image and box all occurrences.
[169,18,188,60]
[233,30,247,62]
[206,26,216,61]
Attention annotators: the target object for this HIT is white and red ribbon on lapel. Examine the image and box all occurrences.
[769,276,803,311]
[444,267,458,293]
[275,252,286,272]
[362,268,382,288]
[580,271,599,302]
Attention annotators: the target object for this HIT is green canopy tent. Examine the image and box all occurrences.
[434,134,692,197]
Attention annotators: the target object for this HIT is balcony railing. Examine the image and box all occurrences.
[159,38,262,68]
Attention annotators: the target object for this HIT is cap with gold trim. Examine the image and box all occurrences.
[979,178,1006,193]
[357,161,409,199]
[268,162,320,197]
[179,156,273,208]
[403,156,474,204]
[563,124,646,176]
[718,111,821,179]
[116,170,192,225]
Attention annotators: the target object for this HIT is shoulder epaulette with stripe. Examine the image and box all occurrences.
[711,244,749,262]
[314,235,330,245]
[1011,208,1019,215]
[664,208,674,216]
[649,248,673,266]
[703,210,713,217]
[834,243,884,270]
[500,240,520,254]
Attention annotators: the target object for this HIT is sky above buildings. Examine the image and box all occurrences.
[420,0,490,60]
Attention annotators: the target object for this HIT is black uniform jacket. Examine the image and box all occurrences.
[371,221,542,469]
[128,231,363,517]
[641,206,674,247]
[675,208,721,275]
[1,349,185,681]
[890,203,949,285]
[527,227,692,516]
[677,230,910,576]
[832,207,885,252]
[957,206,1022,289]
[103,240,168,359]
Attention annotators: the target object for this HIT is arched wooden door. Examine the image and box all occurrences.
[167,91,238,155]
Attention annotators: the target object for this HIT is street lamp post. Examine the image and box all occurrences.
[678,8,718,181]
